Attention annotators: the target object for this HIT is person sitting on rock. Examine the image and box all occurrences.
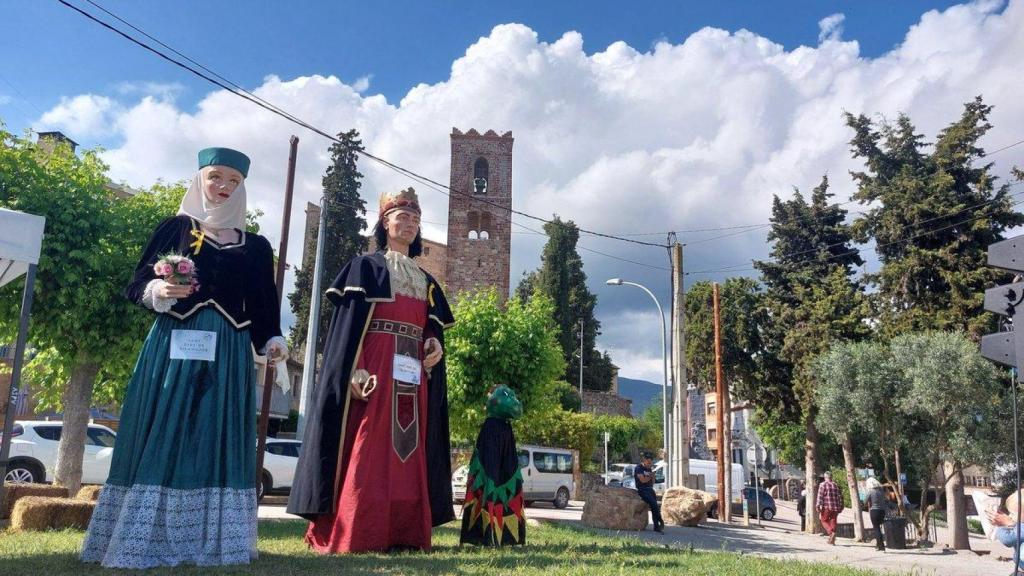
[634,452,664,533]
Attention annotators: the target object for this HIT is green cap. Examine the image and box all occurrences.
[486,384,522,420]
[198,147,250,178]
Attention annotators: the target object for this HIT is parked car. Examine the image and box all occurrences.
[520,445,575,508]
[2,420,117,485]
[738,487,776,520]
[452,464,469,503]
[621,461,665,497]
[260,439,302,501]
[602,463,633,486]
[452,445,575,509]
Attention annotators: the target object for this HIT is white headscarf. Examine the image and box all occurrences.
[177,166,248,231]
[866,477,882,491]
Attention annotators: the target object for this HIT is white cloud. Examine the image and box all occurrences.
[34,0,1024,382]
[818,13,846,43]
[0,94,12,106]
[116,81,186,101]
[38,94,122,138]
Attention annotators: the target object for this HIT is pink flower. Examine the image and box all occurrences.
[153,262,172,277]
[177,260,194,275]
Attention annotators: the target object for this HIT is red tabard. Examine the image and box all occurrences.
[306,294,432,553]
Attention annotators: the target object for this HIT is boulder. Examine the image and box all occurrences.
[581,485,650,531]
[662,486,717,527]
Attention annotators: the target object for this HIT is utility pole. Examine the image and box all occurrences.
[713,282,726,522]
[578,318,584,412]
[296,196,328,441]
[669,239,688,487]
[256,136,298,488]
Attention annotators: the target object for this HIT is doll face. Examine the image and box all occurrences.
[202,165,243,205]
[384,208,420,247]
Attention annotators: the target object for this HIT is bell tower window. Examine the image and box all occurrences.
[473,157,489,195]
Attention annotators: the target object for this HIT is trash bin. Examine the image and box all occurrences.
[883,517,907,549]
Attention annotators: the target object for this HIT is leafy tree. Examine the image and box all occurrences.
[0,131,180,493]
[845,97,1024,546]
[288,129,367,353]
[683,277,764,400]
[515,409,596,468]
[753,175,869,533]
[846,97,1024,339]
[445,288,565,442]
[515,217,614,392]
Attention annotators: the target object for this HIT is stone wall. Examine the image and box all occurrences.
[445,128,513,302]
[581,390,632,417]
[416,238,447,286]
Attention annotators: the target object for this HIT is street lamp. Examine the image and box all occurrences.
[606,277,671,488]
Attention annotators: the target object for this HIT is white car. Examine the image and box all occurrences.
[451,464,469,503]
[3,420,117,485]
[260,439,302,501]
[603,463,633,486]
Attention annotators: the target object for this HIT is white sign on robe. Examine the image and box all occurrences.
[0,208,46,287]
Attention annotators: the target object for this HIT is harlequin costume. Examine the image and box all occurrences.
[288,187,455,553]
[81,148,286,568]
[460,385,526,546]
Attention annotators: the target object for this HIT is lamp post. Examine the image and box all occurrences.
[606,278,671,488]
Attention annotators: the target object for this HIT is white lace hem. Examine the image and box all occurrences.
[81,484,257,569]
[260,335,288,358]
[142,279,177,313]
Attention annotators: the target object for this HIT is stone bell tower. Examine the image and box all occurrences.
[444,128,513,301]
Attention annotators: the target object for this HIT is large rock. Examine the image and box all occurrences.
[662,486,716,527]
[581,485,650,531]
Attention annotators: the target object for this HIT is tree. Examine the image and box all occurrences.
[753,176,870,533]
[515,217,615,392]
[846,97,1024,546]
[890,332,1007,547]
[683,277,764,399]
[288,129,367,354]
[0,131,181,493]
[445,288,565,442]
[846,97,1024,339]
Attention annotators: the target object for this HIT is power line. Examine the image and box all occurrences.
[687,195,1024,276]
[58,0,667,249]
[509,219,670,271]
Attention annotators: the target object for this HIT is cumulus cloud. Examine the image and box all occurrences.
[34,0,1024,382]
[38,94,122,137]
[818,13,846,43]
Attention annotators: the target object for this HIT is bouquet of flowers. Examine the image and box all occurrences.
[153,252,199,291]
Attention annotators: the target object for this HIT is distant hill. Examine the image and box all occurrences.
[616,377,670,417]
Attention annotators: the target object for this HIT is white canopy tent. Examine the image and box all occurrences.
[0,208,45,500]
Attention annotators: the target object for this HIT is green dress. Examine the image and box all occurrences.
[81,215,282,568]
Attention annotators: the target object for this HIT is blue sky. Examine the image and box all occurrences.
[2,1,1021,382]
[1,0,968,138]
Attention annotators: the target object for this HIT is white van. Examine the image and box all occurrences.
[518,445,575,509]
[624,458,743,501]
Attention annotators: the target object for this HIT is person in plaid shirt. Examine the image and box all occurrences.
[817,471,844,544]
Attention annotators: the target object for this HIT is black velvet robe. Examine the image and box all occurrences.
[287,251,456,527]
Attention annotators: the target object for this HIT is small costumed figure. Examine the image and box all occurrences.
[460,385,527,547]
[288,187,455,553]
[81,148,286,568]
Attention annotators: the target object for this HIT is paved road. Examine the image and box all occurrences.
[258,496,1015,575]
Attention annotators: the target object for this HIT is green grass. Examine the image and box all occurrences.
[0,519,883,575]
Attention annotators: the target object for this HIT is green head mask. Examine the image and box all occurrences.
[486,384,522,420]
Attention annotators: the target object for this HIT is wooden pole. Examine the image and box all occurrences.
[256,136,299,494]
[713,282,726,521]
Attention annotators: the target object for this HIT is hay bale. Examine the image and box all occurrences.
[11,496,95,531]
[76,485,103,501]
[1,483,69,519]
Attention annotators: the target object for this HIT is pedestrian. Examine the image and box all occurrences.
[81,148,287,568]
[987,488,1024,572]
[817,471,844,545]
[634,452,664,533]
[797,488,807,532]
[289,187,455,553]
[865,477,888,551]
[460,385,526,546]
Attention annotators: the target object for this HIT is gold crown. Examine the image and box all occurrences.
[379,187,421,219]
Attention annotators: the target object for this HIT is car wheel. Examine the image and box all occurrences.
[553,487,570,509]
[4,462,39,484]
[257,471,271,502]
[761,508,775,521]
